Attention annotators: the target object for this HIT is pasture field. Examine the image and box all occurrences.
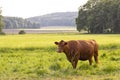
[0,34,120,80]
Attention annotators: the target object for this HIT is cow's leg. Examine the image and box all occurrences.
[88,57,93,65]
[71,61,75,69]
[70,52,80,69]
[94,55,99,64]
[71,59,78,69]
[94,50,99,64]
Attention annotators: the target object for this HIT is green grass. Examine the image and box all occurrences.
[0,34,120,80]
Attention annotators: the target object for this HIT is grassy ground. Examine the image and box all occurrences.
[0,34,120,80]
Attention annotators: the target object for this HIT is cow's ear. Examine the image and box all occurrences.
[54,42,59,45]
[64,42,67,45]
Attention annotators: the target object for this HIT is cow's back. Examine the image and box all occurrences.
[67,40,80,49]
[66,40,94,53]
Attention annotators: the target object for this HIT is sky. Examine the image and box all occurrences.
[0,0,88,18]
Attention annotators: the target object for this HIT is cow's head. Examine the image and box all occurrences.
[54,40,67,53]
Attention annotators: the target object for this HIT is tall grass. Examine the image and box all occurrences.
[0,34,120,80]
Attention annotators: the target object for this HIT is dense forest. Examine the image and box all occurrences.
[76,0,120,33]
[3,17,40,29]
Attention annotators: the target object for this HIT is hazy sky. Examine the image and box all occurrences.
[0,0,88,18]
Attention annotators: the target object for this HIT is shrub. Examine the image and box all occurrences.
[18,30,26,34]
[0,32,6,35]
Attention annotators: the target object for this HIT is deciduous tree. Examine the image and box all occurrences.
[76,0,120,33]
[0,7,4,32]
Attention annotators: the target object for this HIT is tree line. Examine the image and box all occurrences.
[0,8,40,30]
[1,12,77,30]
[0,7,4,32]
[3,17,40,29]
[76,0,120,33]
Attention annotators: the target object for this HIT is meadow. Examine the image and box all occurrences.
[0,34,120,80]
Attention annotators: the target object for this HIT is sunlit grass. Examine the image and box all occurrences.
[0,34,120,80]
[0,34,120,48]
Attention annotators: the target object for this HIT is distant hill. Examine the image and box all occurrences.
[27,12,78,27]
[3,12,78,29]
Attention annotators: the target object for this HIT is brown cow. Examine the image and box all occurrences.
[54,40,99,69]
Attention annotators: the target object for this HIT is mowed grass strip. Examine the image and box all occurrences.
[0,34,120,80]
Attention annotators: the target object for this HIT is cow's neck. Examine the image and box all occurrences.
[63,45,69,54]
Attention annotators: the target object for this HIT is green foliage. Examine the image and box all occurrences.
[76,0,120,33]
[0,34,120,80]
[0,7,4,32]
